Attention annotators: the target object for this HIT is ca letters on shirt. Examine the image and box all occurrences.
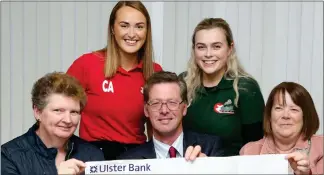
[102,80,114,93]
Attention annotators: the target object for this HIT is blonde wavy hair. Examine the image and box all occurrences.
[96,1,155,80]
[184,18,254,107]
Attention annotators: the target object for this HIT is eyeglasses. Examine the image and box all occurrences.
[147,100,183,111]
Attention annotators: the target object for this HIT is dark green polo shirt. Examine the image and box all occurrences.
[183,76,265,156]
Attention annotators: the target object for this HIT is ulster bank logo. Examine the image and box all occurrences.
[89,165,98,173]
[88,163,151,173]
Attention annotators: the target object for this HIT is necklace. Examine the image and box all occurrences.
[275,139,311,155]
[293,139,311,156]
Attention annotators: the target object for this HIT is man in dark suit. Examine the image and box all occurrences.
[119,71,224,160]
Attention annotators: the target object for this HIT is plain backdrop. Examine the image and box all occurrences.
[1,1,323,144]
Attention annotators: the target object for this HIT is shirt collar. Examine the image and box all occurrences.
[197,76,233,95]
[95,50,143,74]
[153,132,184,158]
[117,60,143,75]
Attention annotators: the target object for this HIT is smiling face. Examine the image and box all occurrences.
[34,94,81,140]
[113,6,147,55]
[271,91,303,141]
[144,83,187,137]
[194,28,232,77]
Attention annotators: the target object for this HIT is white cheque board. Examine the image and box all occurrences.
[85,154,289,174]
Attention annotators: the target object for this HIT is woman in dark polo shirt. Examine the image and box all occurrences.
[181,18,265,156]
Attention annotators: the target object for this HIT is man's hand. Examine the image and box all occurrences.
[57,158,86,175]
[285,152,311,175]
[184,145,207,161]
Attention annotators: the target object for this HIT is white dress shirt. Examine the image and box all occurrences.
[153,132,184,159]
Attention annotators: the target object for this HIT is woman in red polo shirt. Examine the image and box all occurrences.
[67,1,162,160]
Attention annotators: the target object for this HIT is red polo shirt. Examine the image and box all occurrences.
[67,52,162,144]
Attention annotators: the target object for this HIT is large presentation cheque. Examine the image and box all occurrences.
[85,154,288,174]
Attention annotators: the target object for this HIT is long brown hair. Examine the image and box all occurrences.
[97,1,154,80]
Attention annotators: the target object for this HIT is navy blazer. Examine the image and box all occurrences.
[118,130,224,159]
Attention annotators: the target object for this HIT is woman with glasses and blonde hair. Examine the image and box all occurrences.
[240,82,323,175]
[67,1,162,160]
[181,18,265,156]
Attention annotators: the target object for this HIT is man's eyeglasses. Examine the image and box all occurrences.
[147,100,183,111]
